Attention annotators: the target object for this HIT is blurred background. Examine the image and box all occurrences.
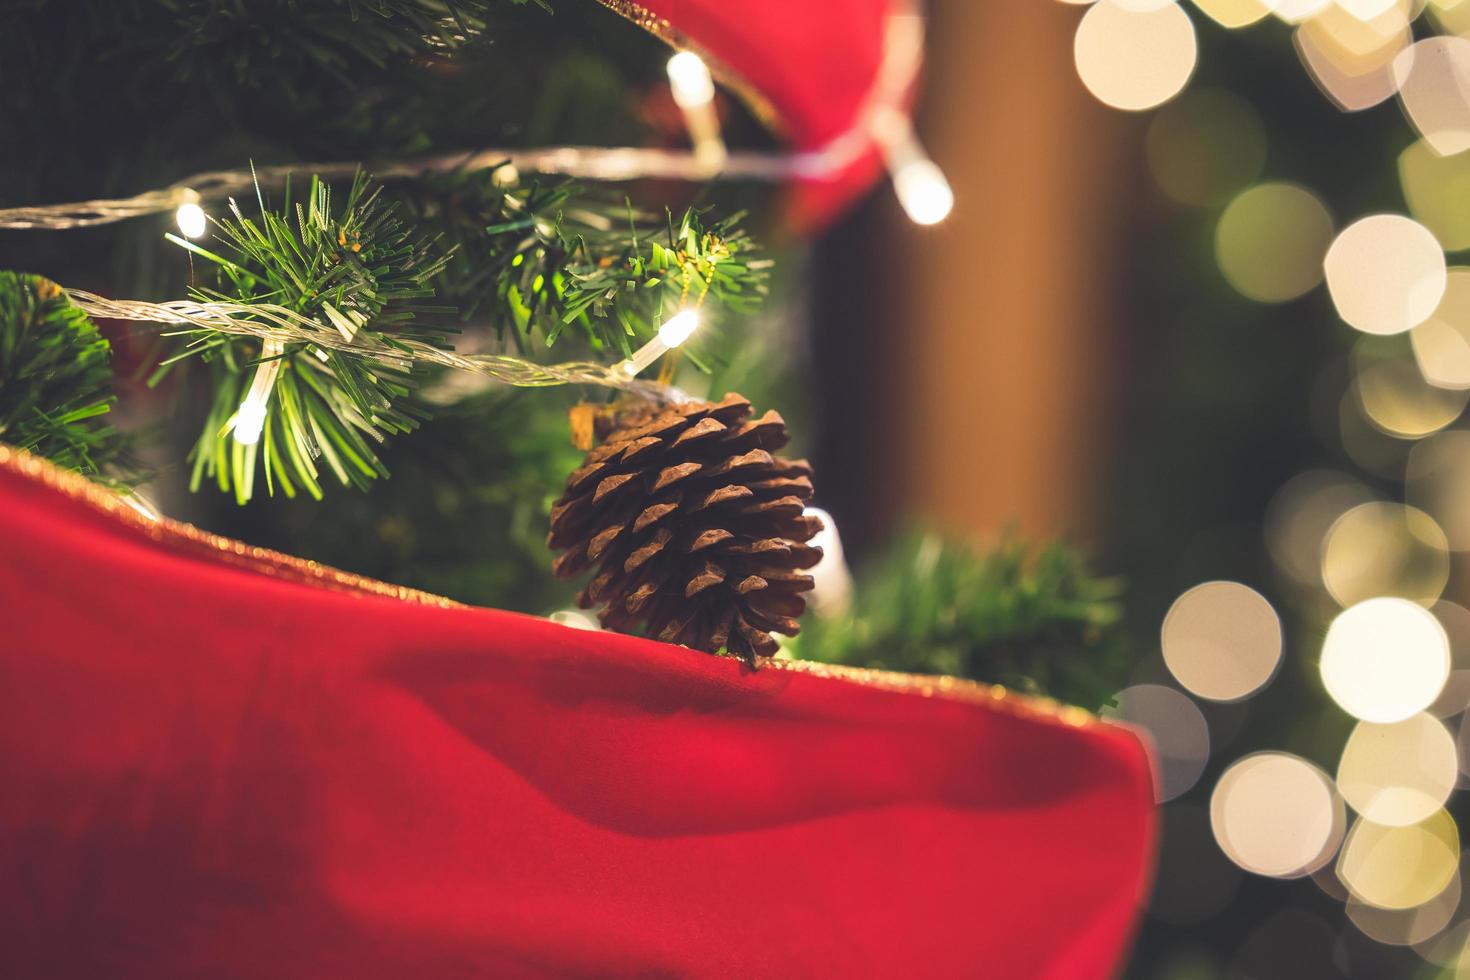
[857,2,1470,977]
[8,0,1470,975]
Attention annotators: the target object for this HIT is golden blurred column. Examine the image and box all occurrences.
[887,0,1134,543]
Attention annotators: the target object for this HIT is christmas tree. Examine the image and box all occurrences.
[0,0,1128,709]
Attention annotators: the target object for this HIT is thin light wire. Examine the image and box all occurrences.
[0,147,809,231]
[66,290,664,394]
[0,5,928,232]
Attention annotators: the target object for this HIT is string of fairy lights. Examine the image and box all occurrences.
[1070,0,1470,967]
[0,11,952,453]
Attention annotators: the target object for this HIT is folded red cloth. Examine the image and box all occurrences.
[0,447,1154,978]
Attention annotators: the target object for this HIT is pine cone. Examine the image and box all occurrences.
[548,392,822,664]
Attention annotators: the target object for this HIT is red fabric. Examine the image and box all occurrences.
[0,453,1155,978]
[627,0,898,231]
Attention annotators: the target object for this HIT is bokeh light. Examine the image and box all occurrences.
[1212,752,1344,877]
[1147,88,1268,206]
[1354,356,1468,437]
[1191,0,1273,28]
[1338,808,1460,909]
[1408,432,1470,549]
[1161,581,1283,701]
[1320,502,1450,606]
[1430,601,1470,718]
[1267,0,1334,22]
[1337,712,1458,826]
[1216,182,1334,303]
[1324,214,1447,335]
[1265,470,1375,588]
[1412,268,1470,388]
[1400,141,1470,251]
[1074,1,1199,111]
[1394,36,1470,156]
[1347,867,1460,945]
[1321,597,1451,723]
[1294,11,1409,111]
[1106,684,1211,801]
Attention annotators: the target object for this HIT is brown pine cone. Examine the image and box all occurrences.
[548,392,822,664]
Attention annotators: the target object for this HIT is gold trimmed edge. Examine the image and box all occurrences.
[759,657,1103,730]
[594,0,788,138]
[0,444,461,608]
[1,444,1104,730]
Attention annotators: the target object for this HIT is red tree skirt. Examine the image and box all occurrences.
[0,447,1155,978]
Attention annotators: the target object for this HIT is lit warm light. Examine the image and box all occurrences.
[619,310,702,378]
[1394,37,1470,156]
[1146,88,1267,206]
[1264,470,1375,588]
[1321,597,1451,723]
[232,339,286,447]
[1265,0,1334,22]
[1408,432,1470,550]
[666,51,715,108]
[233,399,269,447]
[802,507,853,618]
[1192,0,1273,28]
[1338,808,1460,910]
[1104,684,1211,802]
[1324,214,1448,335]
[891,159,954,226]
[666,51,725,173]
[1355,357,1469,438]
[1216,182,1334,302]
[1335,0,1404,22]
[658,309,700,347]
[1347,870,1461,946]
[1161,581,1282,702]
[1073,1,1198,112]
[1337,712,1458,826]
[869,107,954,227]
[1211,752,1344,878]
[1321,502,1450,607]
[1294,15,1408,112]
[1412,268,1470,387]
[1399,141,1470,252]
[175,201,207,239]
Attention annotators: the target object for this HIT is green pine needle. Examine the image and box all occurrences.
[160,171,450,504]
[0,271,127,478]
[401,170,769,359]
[790,532,1129,712]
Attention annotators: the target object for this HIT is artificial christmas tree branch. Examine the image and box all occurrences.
[0,273,127,479]
[417,173,768,357]
[7,166,766,503]
[792,534,1129,713]
[147,171,452,503]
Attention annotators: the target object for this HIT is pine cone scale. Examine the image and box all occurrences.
[549,393,821,664]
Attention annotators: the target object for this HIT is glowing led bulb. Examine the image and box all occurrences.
[892,159,954,226]
[666,51,715,108]
[666,51,725,174]
[175,201,207,239]
[620,309,702,378]
[871,107,953,226]
[233,399,269,447]
[232,339,286,446]
[657,308,701,347]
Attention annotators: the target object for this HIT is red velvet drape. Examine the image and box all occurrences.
[0,448,1154,978]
